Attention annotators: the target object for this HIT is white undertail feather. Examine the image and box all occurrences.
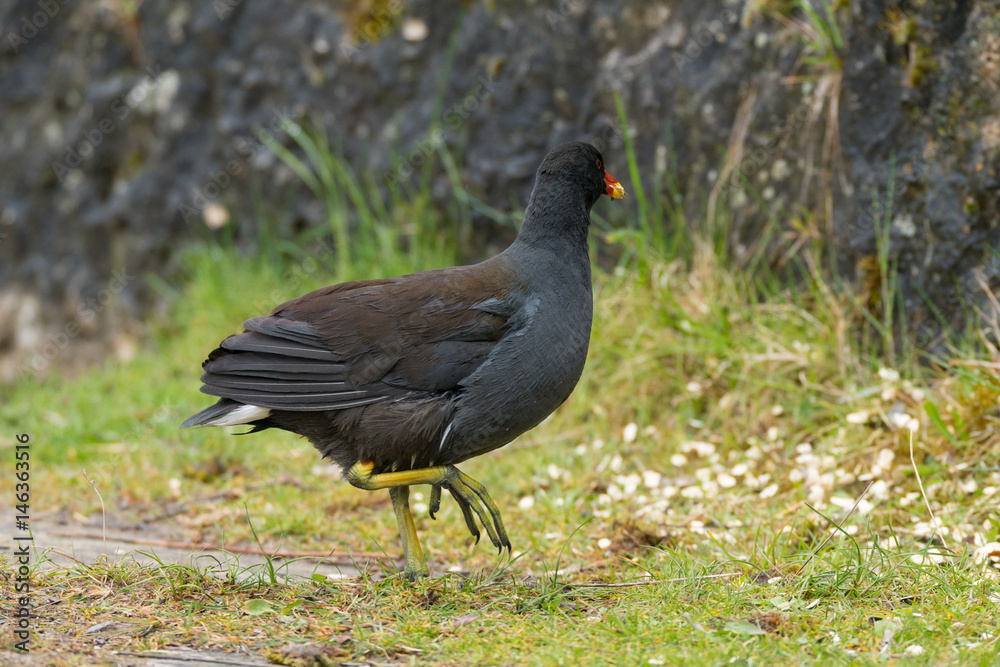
[204,404,271,427]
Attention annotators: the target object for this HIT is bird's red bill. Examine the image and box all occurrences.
[604,171,626,199]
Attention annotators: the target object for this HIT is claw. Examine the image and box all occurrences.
[429,485,442,520]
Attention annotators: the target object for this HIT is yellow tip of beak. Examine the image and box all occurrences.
[604,171,626,199]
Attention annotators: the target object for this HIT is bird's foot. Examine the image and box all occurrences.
[402,562,430,580]
[345,461,512,560]
[428,468,511,555]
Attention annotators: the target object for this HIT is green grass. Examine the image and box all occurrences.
[4,546,998,665]
[2,129,1000,664]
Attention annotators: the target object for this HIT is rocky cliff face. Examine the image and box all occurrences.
[1,0,998,380]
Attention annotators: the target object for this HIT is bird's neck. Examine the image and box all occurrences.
[514,187,591,251]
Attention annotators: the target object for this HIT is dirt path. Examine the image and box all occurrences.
[5,647,276,666]
[17,518,365,581]
[4,518,377,665]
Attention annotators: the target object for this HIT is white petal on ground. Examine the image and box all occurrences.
[623,422,638,443]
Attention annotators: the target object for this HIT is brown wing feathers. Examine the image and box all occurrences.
[196,270,511,414]
[200,318,388,411]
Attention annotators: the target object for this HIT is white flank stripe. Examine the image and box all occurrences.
[437,422,453,455]
[205,404,271,427]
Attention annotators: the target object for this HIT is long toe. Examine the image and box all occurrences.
[444,482,483,544]
[452,478,502,549]
[441,468,510,553]
[455,470,511,553]
[429,485,442,520]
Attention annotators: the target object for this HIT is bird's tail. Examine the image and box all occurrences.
[181,398,272,428]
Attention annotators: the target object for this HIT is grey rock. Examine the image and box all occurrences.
[1,0,998,380]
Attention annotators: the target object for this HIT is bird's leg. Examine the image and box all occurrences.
[387,486,429,580]
[345,461,511,561]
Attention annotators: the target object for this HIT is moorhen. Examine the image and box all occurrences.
[182,142,626,578]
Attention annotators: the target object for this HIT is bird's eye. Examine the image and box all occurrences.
[596,158,603,170]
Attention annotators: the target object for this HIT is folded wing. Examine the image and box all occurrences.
[194,267,511,413]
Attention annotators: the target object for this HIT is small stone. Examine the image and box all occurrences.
[85,621,115,634]
[878,367,900,382]
[203,202,229,229]
[891,213,916,237]
[402,18,429,42]
[846,410,870,424]
[771,158,790,180]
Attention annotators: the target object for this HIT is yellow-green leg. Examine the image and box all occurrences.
[345,461,511,579]
[388,486,429,579]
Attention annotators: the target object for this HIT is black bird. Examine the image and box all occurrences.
[182,142,626,578]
